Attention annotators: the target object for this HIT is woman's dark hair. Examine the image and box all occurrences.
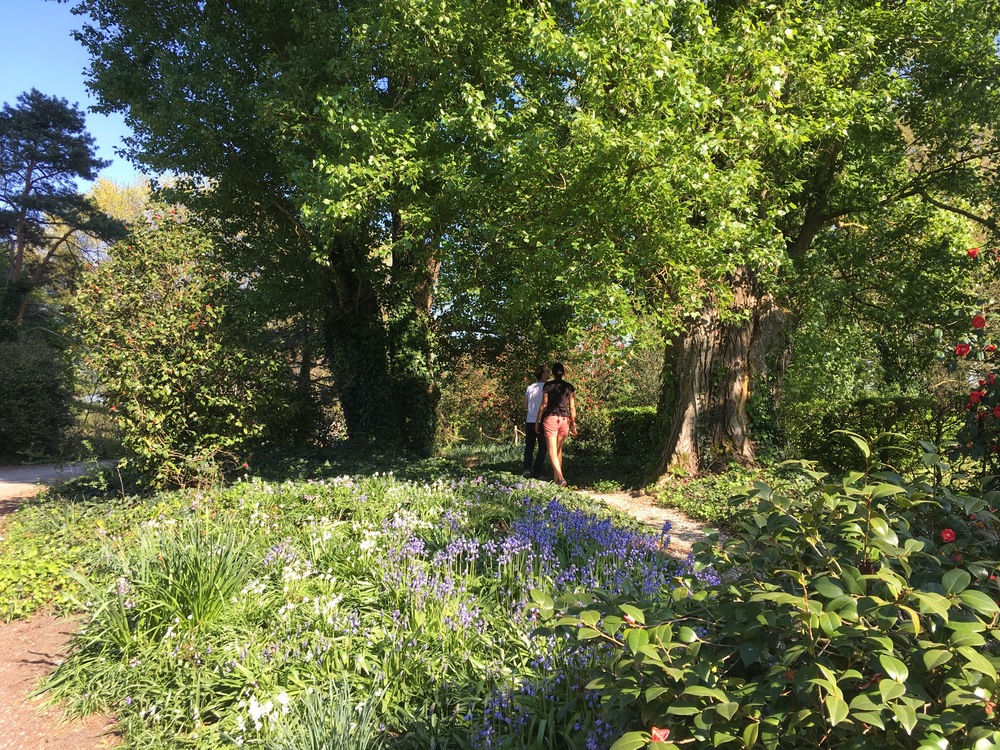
[551,362,565,379]
[534,365,547,380]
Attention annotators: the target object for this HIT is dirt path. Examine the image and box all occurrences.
[0,462,106,518]
[584,489,710,561]
[0,463,120,750]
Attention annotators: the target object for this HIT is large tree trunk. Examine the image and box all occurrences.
[655,268,787,479]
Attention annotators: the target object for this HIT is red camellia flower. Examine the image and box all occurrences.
[969,247,981,259]
[651,727,671,743]
[956,343,972,356]
[973,315,987,329]
[971,391,983,404]
[953,552,964,563]
[940,528,956,543]
[993,405,1000,419]
[988,345,998,353]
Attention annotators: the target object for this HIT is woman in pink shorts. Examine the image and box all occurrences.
[534,362,578,487]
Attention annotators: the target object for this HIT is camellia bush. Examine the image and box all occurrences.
[74,208,286,487]
[547,436,1000,749]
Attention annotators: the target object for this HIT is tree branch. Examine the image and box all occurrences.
[917,190,997,232]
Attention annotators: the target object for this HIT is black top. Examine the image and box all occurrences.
[542,380,575,418]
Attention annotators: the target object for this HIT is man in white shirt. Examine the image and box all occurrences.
[523,365,549,477]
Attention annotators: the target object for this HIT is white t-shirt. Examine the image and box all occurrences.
[525,381,546,423]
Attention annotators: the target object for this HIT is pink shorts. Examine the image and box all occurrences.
[542,415,571,438]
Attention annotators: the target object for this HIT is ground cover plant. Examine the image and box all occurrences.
[12,470,681,749]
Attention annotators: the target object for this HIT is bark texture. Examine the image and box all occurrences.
[656,268,787,479]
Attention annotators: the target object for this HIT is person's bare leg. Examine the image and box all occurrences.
[546,432,563,483]
[554,434,568,484]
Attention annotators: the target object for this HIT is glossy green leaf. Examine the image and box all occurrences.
[610,732,648,750]
[826,694,850,726]
[879,654,909,682]
[942,569,971,595]
[958,646,998,678]
[958,589,1000,615]
[921,649,953,671]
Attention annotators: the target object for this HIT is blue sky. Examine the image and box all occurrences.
[0,0,142,186]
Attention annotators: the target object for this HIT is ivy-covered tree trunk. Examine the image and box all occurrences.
[324,238,401,447]
[655,268,787,479]
[387,231,440,456]
[323,228,441,457]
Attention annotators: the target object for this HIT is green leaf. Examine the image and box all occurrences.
[871,484,906,499]
[577,627,603,640]
[716,701,740,720]
[942,569,972,595]
[879,679,906,702]
[645,686,671,701]
[879,654,909,682]
[610,732,648,750]
[666,704,701,716]
[620,604,646,625]
[869,516,898,545]
[838,432,871,460]
[893,703,918,734]
[740,640,762,666]
[743,722,759,748]
[813,576,845,599]
[627,628,650,653]
[677,626,698,643]
[826,694,850,726]
[921,649,953,671]
[819,611,842,636]
[912,591,951,617]
[958,646,998,678]
[958,589,1000,616]
[683,685,729,701]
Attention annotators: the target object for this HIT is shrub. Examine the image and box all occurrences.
[796,397,957,474]
[550,438,1000,749]
[0,337,74,460]
[74,210,288,487]
[609,407,657,457]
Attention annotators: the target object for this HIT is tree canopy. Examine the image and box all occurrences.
[0,88,119,337]
[64,0,1000,474]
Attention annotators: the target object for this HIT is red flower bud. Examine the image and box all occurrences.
[969,247,981,259]
[651,727,671,743]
